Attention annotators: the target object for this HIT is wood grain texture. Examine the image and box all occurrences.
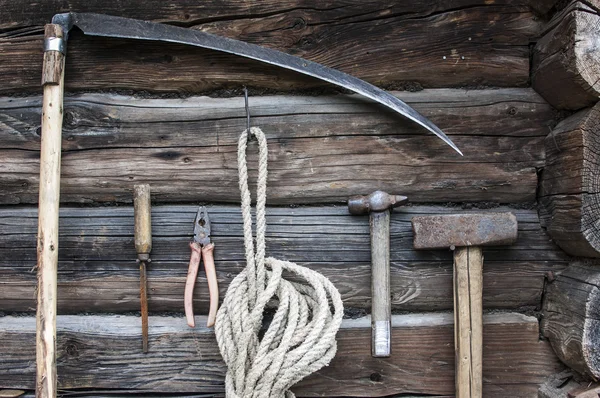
[453,246,483,398]
[532,1,600,110]
[0,1,542,94]
[539,103,600,257]
[369,210,391,357]
[0,89,552,205]
[37,23,66,398]
[0,205,569,314]
[542,262,600,379]
[0,313,564,397]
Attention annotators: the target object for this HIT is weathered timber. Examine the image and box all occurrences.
[0,205,569,314]
[539,370,600,398]
[0,89,552,205]
[0,1,541,93]
[539,103,600,257]
[529,0,561,15]
[0,313,563,396]
[542,262,600,380]
[532,2,600,110]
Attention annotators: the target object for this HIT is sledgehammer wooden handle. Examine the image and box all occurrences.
[37,23,66,398]
[453,246,483,398]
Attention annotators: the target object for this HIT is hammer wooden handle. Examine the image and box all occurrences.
[453,246,483,398]
[37,23,66,398]
[370,210,391,357]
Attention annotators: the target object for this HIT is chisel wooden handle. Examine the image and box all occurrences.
[133,184,152,260]
[37,23,67,398]
[133,184,152,353]
[370,210,391,357]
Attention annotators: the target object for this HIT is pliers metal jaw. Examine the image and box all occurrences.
[184,206,219,328]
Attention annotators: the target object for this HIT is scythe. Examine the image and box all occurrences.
[36,12,462,397]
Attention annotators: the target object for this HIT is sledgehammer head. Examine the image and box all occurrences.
[412,212,518,249]
[348,191,408,215]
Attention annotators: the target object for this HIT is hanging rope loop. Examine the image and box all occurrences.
[215,127,344,398]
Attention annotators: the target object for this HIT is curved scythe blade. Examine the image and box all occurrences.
[53,12,462,155]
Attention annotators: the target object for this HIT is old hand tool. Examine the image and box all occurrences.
[184,207,218,328]
[133,184,152,353]
[412,213,517,398]
[37,11,461,397]
[48,12,461,155]
[348,191,408,357]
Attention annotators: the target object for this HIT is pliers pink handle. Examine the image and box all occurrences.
[184,207,219,328]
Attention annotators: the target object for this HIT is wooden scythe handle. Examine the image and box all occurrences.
[37,23,66,398]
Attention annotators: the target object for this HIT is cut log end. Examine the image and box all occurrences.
[532,2,600,110]
[539,103,600,257]
[542,262,600,379]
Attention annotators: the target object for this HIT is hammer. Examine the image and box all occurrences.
[348,191,408,357]
[411,213,517,398]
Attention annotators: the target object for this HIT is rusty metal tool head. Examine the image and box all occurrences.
[348,191,408,357]
[412,212,518,249]
[185,207,218,328]
[48,12,461,155]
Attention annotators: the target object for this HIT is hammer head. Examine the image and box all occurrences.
[412,212,518,249]
[348,191,408,215]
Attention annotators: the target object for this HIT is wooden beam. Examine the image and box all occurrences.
[542,262,600,380]
[0,89,552,205]
[0,205,569,314]
[532,1,600,110]
[539,103,600,257]
[0,2,541,94]
[0,313,563,397]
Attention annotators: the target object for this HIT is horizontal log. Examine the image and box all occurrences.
[0,205,569,314]
[539,103,600,257]
[542,262,600,379]
[0,89,552,205]
[0,313,563,396]
[0,1,541,94]
[532,2,600,110]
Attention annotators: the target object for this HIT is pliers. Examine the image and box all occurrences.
[184,206,218,328]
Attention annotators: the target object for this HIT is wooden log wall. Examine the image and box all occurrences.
[0,0,590,395]
[0,313,563,397]
[0,205,569,314]
[0,89,552,205]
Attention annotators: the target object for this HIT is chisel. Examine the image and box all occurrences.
[133,184,152,353]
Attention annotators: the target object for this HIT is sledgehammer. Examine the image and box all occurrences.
[411,213,517,398]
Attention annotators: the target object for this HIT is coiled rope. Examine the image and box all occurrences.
[215,127,344,398]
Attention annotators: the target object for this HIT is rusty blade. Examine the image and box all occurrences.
[411,212,518,249]
[51,12,462,156]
